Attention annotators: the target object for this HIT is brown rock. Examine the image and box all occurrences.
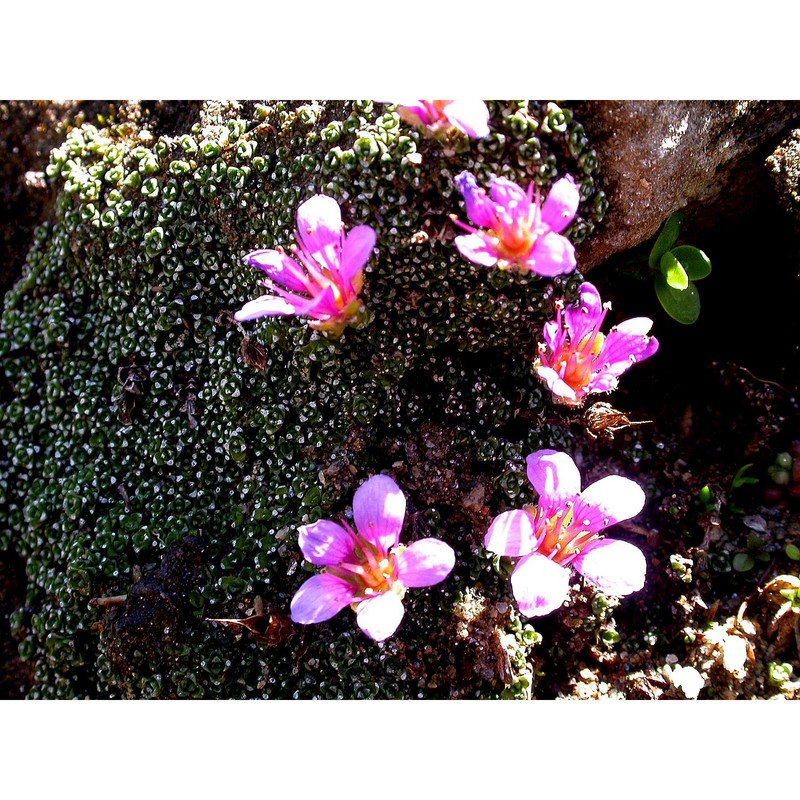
[574,101,800,269]
[766,128,800,230]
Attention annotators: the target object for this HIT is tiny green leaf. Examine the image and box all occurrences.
[654,273,701,324]
[671,245,712,281]
[745,533,764,550]
[731,463,759,489]
[767,465,791,486]
[732,553,755,572]
[767,661,793,686]
[648,211,684,268]
[785,543,800,561]
[660,251,689,289]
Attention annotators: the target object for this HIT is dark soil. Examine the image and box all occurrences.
[0,550,33,698]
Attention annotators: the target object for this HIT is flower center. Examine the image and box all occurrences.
[492,191,543,266]
[495,225,536,260]
[325,527,402,600]
[553,331,605,392]
[527,501,598,565]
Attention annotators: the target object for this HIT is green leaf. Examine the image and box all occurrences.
[671,246,711,280]
[660,251,689,289]
[732,553,755,572]
[785,543,800,561]
[648,211,683,268]
[745,534,763,550]
[731,463,759,489]
[654,273,701,324]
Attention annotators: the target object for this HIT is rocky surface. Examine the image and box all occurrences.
[767,127,800,231]
[574,100,800,269]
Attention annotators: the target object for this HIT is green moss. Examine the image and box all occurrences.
[1,100,605,698]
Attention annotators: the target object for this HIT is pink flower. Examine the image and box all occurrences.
[484,450,648,617]
[235,194,376,337]
[451,171,580,276]
[290,475,456,642]
[396,100,490,139]
[534,282,660,407]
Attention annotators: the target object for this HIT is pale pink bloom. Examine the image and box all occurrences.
[451,171,579,276]
[235,194,376,337]
[396,100,490,139]
[534,282,659,407]
[485,450,648,617]
[290,475,456,642]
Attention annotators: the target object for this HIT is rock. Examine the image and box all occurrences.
[574,101,800,269]
[766,128,800,229]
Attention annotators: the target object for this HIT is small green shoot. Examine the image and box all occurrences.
[648,212,712,324]
[767,661,793,687]
[779,585,800,610]
[697,484,715,512]
[733,533,772,572]
[600,629,621,647]
[731,463,759,491]
[729,463,759,513]
[785,543,800,561]
[732,553,755,572]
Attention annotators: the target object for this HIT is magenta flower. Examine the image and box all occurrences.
[235,194,376,337]
[290,475,456,642]
[534,282,660,407]
[396,100,490,139]
[451,171,580,276]
[485,450,648,617]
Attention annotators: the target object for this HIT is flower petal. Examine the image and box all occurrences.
[396,538,455,587]
[454,171,497,229]
[454,233,499,267]
[584,370,619,394]
[290,573,356,624]
[243,249,309,294]
[614,317,655,337]
[294,284,341,319]
[599,324,659,376]
[352,474,406,551]
[526,450,581,500]
[562,282,604,344]
[484,509,538,558]
[573,475,646,529]
[510,552,571,617]
[297,519,355,566]
[526,231,576,277]
[295,194,343,270]
[341,225,376,282]
[572,538,647,596]
[355,591,405,641]
[533,365,581,405]
[541,175,580,234]
[541,319,563,353]
[396,103,431,127]
[489,176,528,209]
[443,100,490,138]
[234,294,300,321]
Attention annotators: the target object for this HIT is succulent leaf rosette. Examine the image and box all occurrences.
[485,450,648,617]
[290,475,456,642]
